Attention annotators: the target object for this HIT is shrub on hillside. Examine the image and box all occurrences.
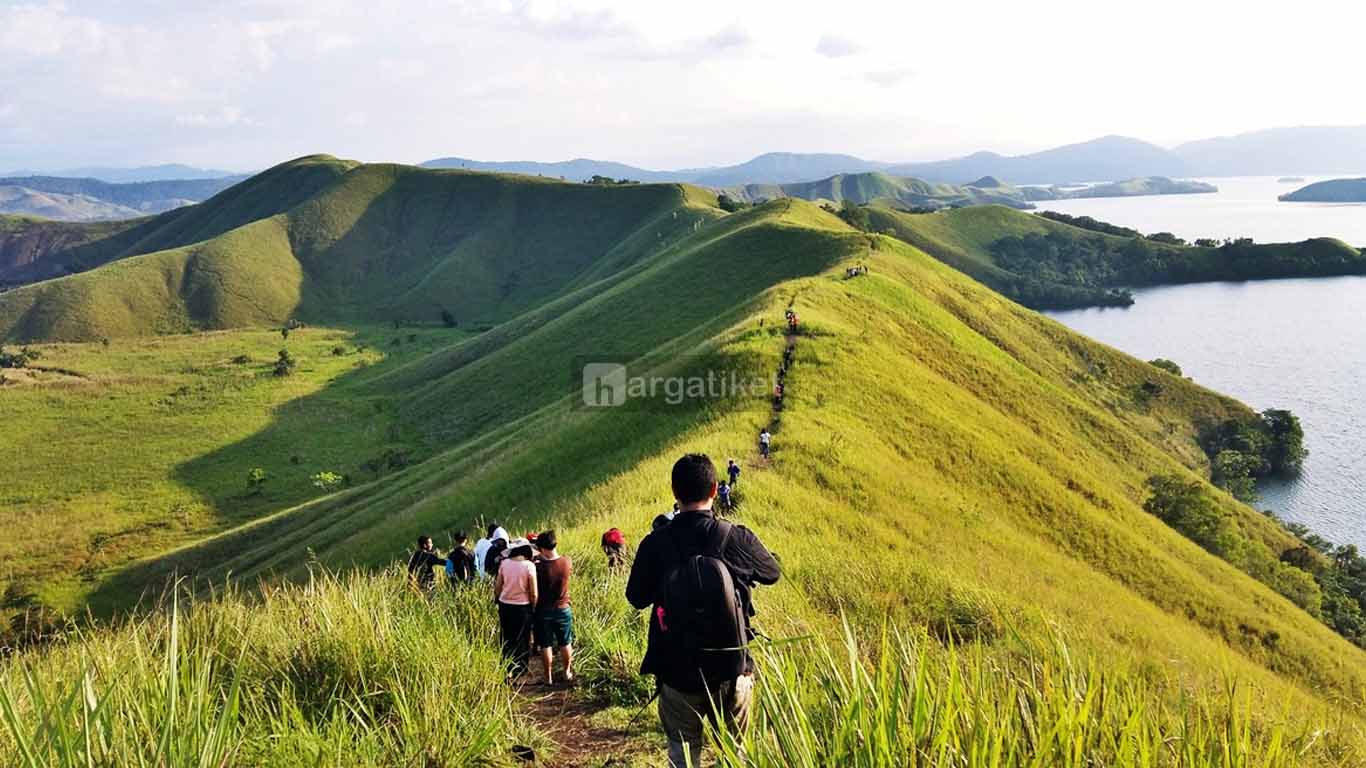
[1149,358,1183,376]
[273,349,295,377]
[246,467,268,494]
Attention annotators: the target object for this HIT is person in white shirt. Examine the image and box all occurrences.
[473,522,509,579]
[758,429,772,458]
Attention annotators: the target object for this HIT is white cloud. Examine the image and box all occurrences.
[0,0,1363,170]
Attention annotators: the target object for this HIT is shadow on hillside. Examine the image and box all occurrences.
[83,338,777,619]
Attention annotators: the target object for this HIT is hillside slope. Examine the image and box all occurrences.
[0,159,720,341]
[66,204,1366,758]
[4,196,1366,762]
[0,155,356,286]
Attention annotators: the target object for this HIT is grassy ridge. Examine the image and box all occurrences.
[0,156,355,286]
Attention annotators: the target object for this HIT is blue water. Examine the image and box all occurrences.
[1035,176,1366,247]
[1049,277,1366,548]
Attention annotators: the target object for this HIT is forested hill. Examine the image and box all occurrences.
[868,205,1366,309]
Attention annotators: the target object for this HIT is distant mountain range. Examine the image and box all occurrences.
[0,175,247,221]
[425,125,1366,187]
[6,124,1364,222]
[0,163,240,183]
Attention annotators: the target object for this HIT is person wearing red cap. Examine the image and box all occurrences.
[601,528,627,572]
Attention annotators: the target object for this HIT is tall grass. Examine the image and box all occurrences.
[0,570,532,767]
[1,566,1359,766]
[712,620,1335,767]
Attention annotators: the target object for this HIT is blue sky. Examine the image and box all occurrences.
[1,0,1363,171]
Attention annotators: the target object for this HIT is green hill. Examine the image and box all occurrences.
[723,171,1035,209]
[0,155,354,287]
[0,159,718,341]
[1280,177,1366,202]
[870,205,1366,308]
[3,171,1366,764]
[1023,176,1218,200]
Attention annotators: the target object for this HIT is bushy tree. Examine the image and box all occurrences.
[1261,409,1307,474]
[1149,358,1183,376]
[311,471,344,491]
[246,467,269,493]
[1212,450,1260,502]
[1143,475,1231,553]
[717,193,749,213]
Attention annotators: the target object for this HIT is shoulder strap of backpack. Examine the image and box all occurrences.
[700,518,733,559]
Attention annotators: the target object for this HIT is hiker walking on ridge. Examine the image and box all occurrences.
[717,481,734,514]
[533,530,575,687]
[727,459,740,487]
[406,535,445,592]
[758,428,772,458]
[494,537,538,679]
[446,531,478,585]
[626,454,781,768]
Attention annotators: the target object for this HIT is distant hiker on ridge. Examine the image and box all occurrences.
[626,453,781,768]
[759,428,772,458]
[406,535,445,592]
[727,459,741,487]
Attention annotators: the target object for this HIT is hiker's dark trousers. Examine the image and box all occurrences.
[497,601,534,675]
[659,675,754,768]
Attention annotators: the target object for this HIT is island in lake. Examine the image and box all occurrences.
[1023,176,1217,201]
[1280,178,1366,202]
[1278,176,1306,183]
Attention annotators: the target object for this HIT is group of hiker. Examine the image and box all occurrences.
[406,453,779,767]
[407,526,577,686]
[844,263,869,278]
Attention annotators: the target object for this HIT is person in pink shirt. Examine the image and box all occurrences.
[493,537,538,679]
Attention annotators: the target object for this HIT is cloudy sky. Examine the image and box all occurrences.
[1,0,1362,172]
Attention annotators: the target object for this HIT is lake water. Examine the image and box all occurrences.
[1035,176,1366,247]
[1048,277,1366,548]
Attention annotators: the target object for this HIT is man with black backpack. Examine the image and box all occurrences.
[626,454,781,768]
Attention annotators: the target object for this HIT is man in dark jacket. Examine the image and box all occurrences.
[626,454,781,768]
[406,535,445,591]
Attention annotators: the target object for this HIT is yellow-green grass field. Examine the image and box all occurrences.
[1,325,465,614]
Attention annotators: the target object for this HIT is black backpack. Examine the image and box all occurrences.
[485,539,508,576]
[656,520,748,683]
